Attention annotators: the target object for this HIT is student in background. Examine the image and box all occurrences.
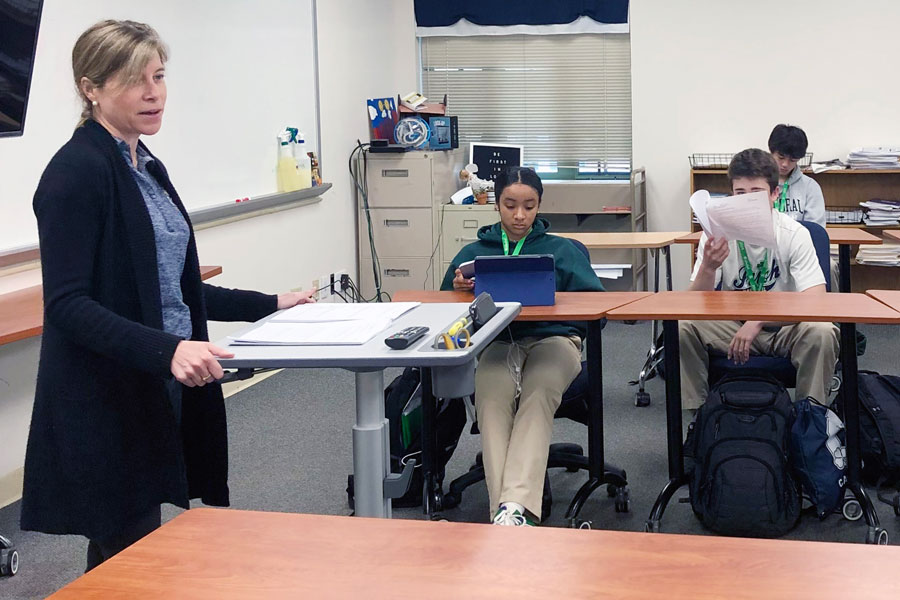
[441,166,604,527]
[768,124,826,227]
[21,20,314,571]
[680,149,839,409]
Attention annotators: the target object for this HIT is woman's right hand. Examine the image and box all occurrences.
[452,268,475,291]
[170,341,235,387]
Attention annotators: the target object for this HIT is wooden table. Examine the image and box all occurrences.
[867,289,900,312]
[676,229,882,293]
[394,290,651,523]
[50,507,900,599]
[884,230,900,243]
[553,232,689,406]
[0,266,223,346]
[606,291,900,541]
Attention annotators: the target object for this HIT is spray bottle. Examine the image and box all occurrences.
[276,129,302,192]
[291,129,313,190]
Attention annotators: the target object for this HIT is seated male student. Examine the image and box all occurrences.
[768,124,826,228]
[680,148,839,410]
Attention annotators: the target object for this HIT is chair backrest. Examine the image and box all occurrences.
[799,221,831,292]
[566,237,591,261]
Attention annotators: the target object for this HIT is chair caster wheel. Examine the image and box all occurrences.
[430,514,449,522]
[614,487,630,513]
[644,520,660,533]
[0,534,18,577]
[894,504,900,517]
[442,492,460,510]
[634,391,651,407]
[607,484,618,498]
[842,498,863,521]
[866,527,889,545]
[570,519,592,529]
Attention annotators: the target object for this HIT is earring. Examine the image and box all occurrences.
[91,100,98,107]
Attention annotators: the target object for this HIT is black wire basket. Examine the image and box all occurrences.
[689,153,813,169]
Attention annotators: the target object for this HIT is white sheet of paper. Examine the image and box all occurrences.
[271,302,419,323]
[229,318,393,346]
[706,191,776,248]
[689,190,716,237]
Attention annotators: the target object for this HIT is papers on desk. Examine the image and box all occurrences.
[860,199,900,227]
[690,189,776,248]
[856,245,900,267]
[230,319,393,346]
[592,263,631,279]
[848,148,900,170]
[271,302,419,323]
[230,302,421,346]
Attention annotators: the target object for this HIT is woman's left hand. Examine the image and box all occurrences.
[277,289,317,309]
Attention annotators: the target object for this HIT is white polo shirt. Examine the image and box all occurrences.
[691,211,825,292]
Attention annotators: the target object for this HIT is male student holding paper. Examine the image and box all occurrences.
[680,148,839,409]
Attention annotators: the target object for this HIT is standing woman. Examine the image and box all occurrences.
[20,20,314,570]
[441,166,604,526]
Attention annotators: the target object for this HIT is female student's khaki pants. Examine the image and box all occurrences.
[679,320,840,410]
[474,335,582,520]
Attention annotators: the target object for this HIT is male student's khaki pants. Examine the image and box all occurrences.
[679,320,840,409]
[475,335,582,520]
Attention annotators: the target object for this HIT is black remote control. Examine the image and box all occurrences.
[384,326,429,350]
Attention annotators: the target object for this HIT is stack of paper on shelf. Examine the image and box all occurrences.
[856,245,900,267]
[230,302,421,345]
[848,148,900,169]
[860,199,900,226]
[592,263,631,279]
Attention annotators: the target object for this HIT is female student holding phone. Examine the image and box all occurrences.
[441,166,604,526]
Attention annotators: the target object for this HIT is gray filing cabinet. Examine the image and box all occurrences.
[439,204,497,282]
[357,150,466,299]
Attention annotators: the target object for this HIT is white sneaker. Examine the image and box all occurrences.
[491,505,536,527]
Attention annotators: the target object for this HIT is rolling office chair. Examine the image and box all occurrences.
[441,238,630,520]
[706,221,832,388]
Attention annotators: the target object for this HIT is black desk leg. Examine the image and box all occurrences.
[664,246,673,292]
[565,320,628,525]
[839,244,851,293]
[840,323,886,543]
[645,319,689,533]
[419,367,442,519]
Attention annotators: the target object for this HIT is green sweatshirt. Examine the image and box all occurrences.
[440,217,604,339]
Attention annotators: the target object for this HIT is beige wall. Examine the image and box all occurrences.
[631,0,900,285]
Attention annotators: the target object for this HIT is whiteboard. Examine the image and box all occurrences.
[0,0,318,252]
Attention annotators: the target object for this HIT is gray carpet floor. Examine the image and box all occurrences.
[2,321,899,598]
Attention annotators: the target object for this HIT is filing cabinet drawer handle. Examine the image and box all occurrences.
[457,236,479,243]
[384,269,410,277]
[381,169,409,178]
[462,220,479,228]
[384,219,410,227]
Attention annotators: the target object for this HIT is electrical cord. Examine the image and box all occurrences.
[349,140,386,302]
[424,201,448,288]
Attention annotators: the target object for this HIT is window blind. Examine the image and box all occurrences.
[420,34,632,177]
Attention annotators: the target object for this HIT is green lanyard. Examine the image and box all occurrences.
[501,228,531,256]
[736,241,769,292]
[775,180,790,213]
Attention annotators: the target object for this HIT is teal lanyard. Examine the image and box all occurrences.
[501,228,530,256]
[776,179,789,213]
[736,241,769,292]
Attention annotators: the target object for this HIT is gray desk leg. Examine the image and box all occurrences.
[352,369,390,518]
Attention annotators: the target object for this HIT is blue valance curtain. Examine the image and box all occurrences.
[414,0,629,28]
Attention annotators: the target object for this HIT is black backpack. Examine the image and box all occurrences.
[833,370,900,484]
[689,372,800,537]
[347,367,467,508]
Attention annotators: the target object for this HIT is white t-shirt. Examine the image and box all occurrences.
[690,211,825,292]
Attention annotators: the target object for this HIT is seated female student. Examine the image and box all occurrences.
[440,166,604,526]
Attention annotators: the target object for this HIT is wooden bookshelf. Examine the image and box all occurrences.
[689,168,900,290]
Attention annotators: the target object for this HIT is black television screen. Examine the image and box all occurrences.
[0,0,44,137]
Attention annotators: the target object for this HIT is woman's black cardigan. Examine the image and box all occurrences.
[20,120,277,540]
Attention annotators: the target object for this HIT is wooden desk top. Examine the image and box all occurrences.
[675,228,882,245]
[884,230,900,243]
[553,231,690,249]
[0,266,223,346]
[606,291,900,324]
[49,508,900,599]
[392,290,652,321]
[866,289,900,312]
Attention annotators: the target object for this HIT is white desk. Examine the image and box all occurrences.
[217,302,520,518]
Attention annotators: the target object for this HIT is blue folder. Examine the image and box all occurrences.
[473,254,556,306]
